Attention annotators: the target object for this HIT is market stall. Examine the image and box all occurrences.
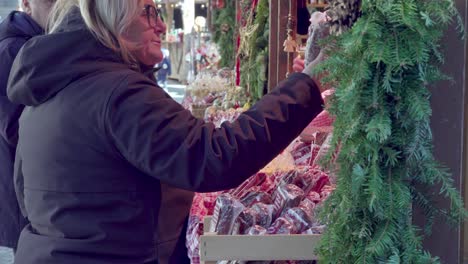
[182,0,467,263]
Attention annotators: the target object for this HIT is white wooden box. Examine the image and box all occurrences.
[199,217,321,264]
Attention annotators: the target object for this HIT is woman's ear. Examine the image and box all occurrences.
[21,0,32,15]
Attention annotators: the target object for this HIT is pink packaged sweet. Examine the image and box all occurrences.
[298,198,316,219]
[307,110,334,133]
[229,172,267,199]
[210,194,245,235]
[234,208,259,235]
[266,217,294,235]
[251,203,275,228]
[291,141,312,165]
[281,207,313,234]
[247,225,267,235]
[258,173,279,194]
[272,184,305,218]
[306,191,322,204]
[311,173,330,193]
[278,170,299,186]
[240,191,273,207]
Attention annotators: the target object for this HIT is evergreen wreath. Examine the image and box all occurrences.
[316,0,466,263]
[212,0,236,69]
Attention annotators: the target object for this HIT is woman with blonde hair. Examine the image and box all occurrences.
[7,0,323,263]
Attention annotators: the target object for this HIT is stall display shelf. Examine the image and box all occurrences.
[199,217,321,264]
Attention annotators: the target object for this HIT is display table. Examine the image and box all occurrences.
[199,217,321,264]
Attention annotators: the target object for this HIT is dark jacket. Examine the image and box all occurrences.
[0,11,42,249]
[7,9,323,264]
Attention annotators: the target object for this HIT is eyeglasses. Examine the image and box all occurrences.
[143,5,163,28]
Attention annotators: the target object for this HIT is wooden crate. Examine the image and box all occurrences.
[199,217,321,264]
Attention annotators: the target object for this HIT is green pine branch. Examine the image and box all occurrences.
[317,0,467,262]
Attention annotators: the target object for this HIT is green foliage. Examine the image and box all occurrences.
[212,0,236,68]
[239,0,269,102]
[317,0,466,263]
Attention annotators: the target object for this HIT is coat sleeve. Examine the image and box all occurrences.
[105,72,323,192]
[0,38,26,147]
[14,138,27,218]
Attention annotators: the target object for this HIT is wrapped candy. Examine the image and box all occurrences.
[229,172,267,199]
[311,173,330,194]
[306,191,322,204]
[258,173,280,194]
[240,191,273,207]
[272,184,305,218]
[311,133,333,167]
[299,198,317,219]
[247,225,267,236]
[210,194,245,235]
[320,184,336,201]
[251,203,275,228]
[234,208,259,235]
[266,217,294,235]
[303,223,327,235]
[277,170,298,186]
[281,207,313,234]
[291,141,313,165]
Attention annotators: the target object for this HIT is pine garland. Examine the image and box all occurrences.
[316,0,466,263]
[212,0,236,69]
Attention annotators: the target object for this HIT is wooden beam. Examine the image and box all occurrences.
[268,0,297,91]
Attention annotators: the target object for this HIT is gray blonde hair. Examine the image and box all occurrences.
[47,0,143,67]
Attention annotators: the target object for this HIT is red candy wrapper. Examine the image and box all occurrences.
[272,184,305,218]
[306,191,322,204]
[303,223,327,234]
[240,191,273,207]
[299,198,317,219]
[251,203,275,228]
[210,194,245,235]
[229,172,267,199]
[247,225,267,235]
[291,141,312,165]
[311,173,330,193]
[234,208,259,234]
[266,217,294,235]
[281,207,313,234]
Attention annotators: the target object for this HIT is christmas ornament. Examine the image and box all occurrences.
[326,0,361,35]
[220,23,230,33]
[213,0,225,9]
[283,11,297,53]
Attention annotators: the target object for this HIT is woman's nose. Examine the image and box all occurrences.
[155,18,167,33]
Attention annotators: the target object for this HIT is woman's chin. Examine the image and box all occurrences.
[140,56,163,67]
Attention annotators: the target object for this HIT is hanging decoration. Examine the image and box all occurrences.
[238,0,269,102]
[212,0,236,68]
[213,0,225,9]
[283,14,297,53]
[326,0,362,35]
[316,0,467,263]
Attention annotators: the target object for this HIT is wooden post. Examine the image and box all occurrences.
[164,0,174,35]
[268,0,297,91]
[413,0,467,263]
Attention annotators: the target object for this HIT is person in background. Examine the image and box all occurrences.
[7,0,324,263]
[156,48,172,90]
[0,0,55,254]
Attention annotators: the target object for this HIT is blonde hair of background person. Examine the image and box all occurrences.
[18,0,55,28]
[48,0,143,69]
